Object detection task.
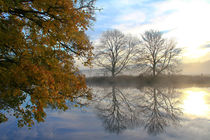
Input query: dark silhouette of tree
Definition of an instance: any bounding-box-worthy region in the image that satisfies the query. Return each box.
[94,85,139,134]
[92,85,182,135]
[136,30,182,77]
[95,29,138,79]
[139,87,182,135]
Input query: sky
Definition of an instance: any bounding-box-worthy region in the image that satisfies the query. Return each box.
[87,0,210,63]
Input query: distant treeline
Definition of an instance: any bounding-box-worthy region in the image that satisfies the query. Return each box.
[86,75,210,88]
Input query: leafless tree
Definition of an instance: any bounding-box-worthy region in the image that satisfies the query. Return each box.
[94,85,139,134]
[139,87,182,135]
[92,85,182,135]
[95,29,138,79]
[136,30,182,77]
[119,86,182,135]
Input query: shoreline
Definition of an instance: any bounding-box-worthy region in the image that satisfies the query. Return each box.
[86,75,210,88]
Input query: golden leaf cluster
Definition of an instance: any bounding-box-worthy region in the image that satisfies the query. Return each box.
[0,0,95,127]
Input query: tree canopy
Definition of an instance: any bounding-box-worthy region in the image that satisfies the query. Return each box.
[0,0,96,127]
[95,29,138,78]
[136,30,182,77]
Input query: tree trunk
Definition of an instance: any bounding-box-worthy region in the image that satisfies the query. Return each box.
[153,64,156,78]
[111,69,115,82]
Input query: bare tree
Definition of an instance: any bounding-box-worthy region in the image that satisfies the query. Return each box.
[95,29,138,79]
[94,85,139,134]
[140,87,182,135]
[136,30,182,77]
[92,85,182,135]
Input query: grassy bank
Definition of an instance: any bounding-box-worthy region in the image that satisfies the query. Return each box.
[86,75,210,88]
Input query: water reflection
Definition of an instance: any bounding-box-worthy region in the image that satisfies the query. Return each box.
[92,85,182,135]
[1,85,210,140]
[140,87,182,135]
[181,88,210,118]
[0,89,91,127]
[94,85,138,134]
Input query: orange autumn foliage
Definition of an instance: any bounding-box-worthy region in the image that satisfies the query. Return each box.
[0,0,96,127]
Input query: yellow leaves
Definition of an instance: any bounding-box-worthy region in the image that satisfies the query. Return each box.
[32,106,36,113]
[0,0,95,127]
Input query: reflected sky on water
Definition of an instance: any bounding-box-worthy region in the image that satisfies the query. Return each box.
[0,86,210,140]
[180,87,210,119]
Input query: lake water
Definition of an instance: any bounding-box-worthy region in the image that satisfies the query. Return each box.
[0,85,210,140]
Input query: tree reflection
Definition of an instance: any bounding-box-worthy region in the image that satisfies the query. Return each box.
[94,85,139,134]
[139,87,182,135]
[0,89,91,127]
[93,86,182,135]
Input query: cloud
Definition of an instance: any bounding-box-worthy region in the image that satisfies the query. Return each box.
[116,11,146,24]
[89,0,159,38]
[87,0,210,64]
[200,43,210,49]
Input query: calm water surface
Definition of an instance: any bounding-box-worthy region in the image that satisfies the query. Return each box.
[0,86,210,140]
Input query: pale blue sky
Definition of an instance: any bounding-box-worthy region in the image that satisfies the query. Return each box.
[87,0,210,63]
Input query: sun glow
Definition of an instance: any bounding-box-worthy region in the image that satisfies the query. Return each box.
[182,88,209,118]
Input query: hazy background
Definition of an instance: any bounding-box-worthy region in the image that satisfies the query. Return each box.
[79,0,210,76]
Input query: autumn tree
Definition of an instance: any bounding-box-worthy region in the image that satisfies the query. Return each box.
[136,30,182,77]
[0,0,96,126]
[95,29,138,79]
